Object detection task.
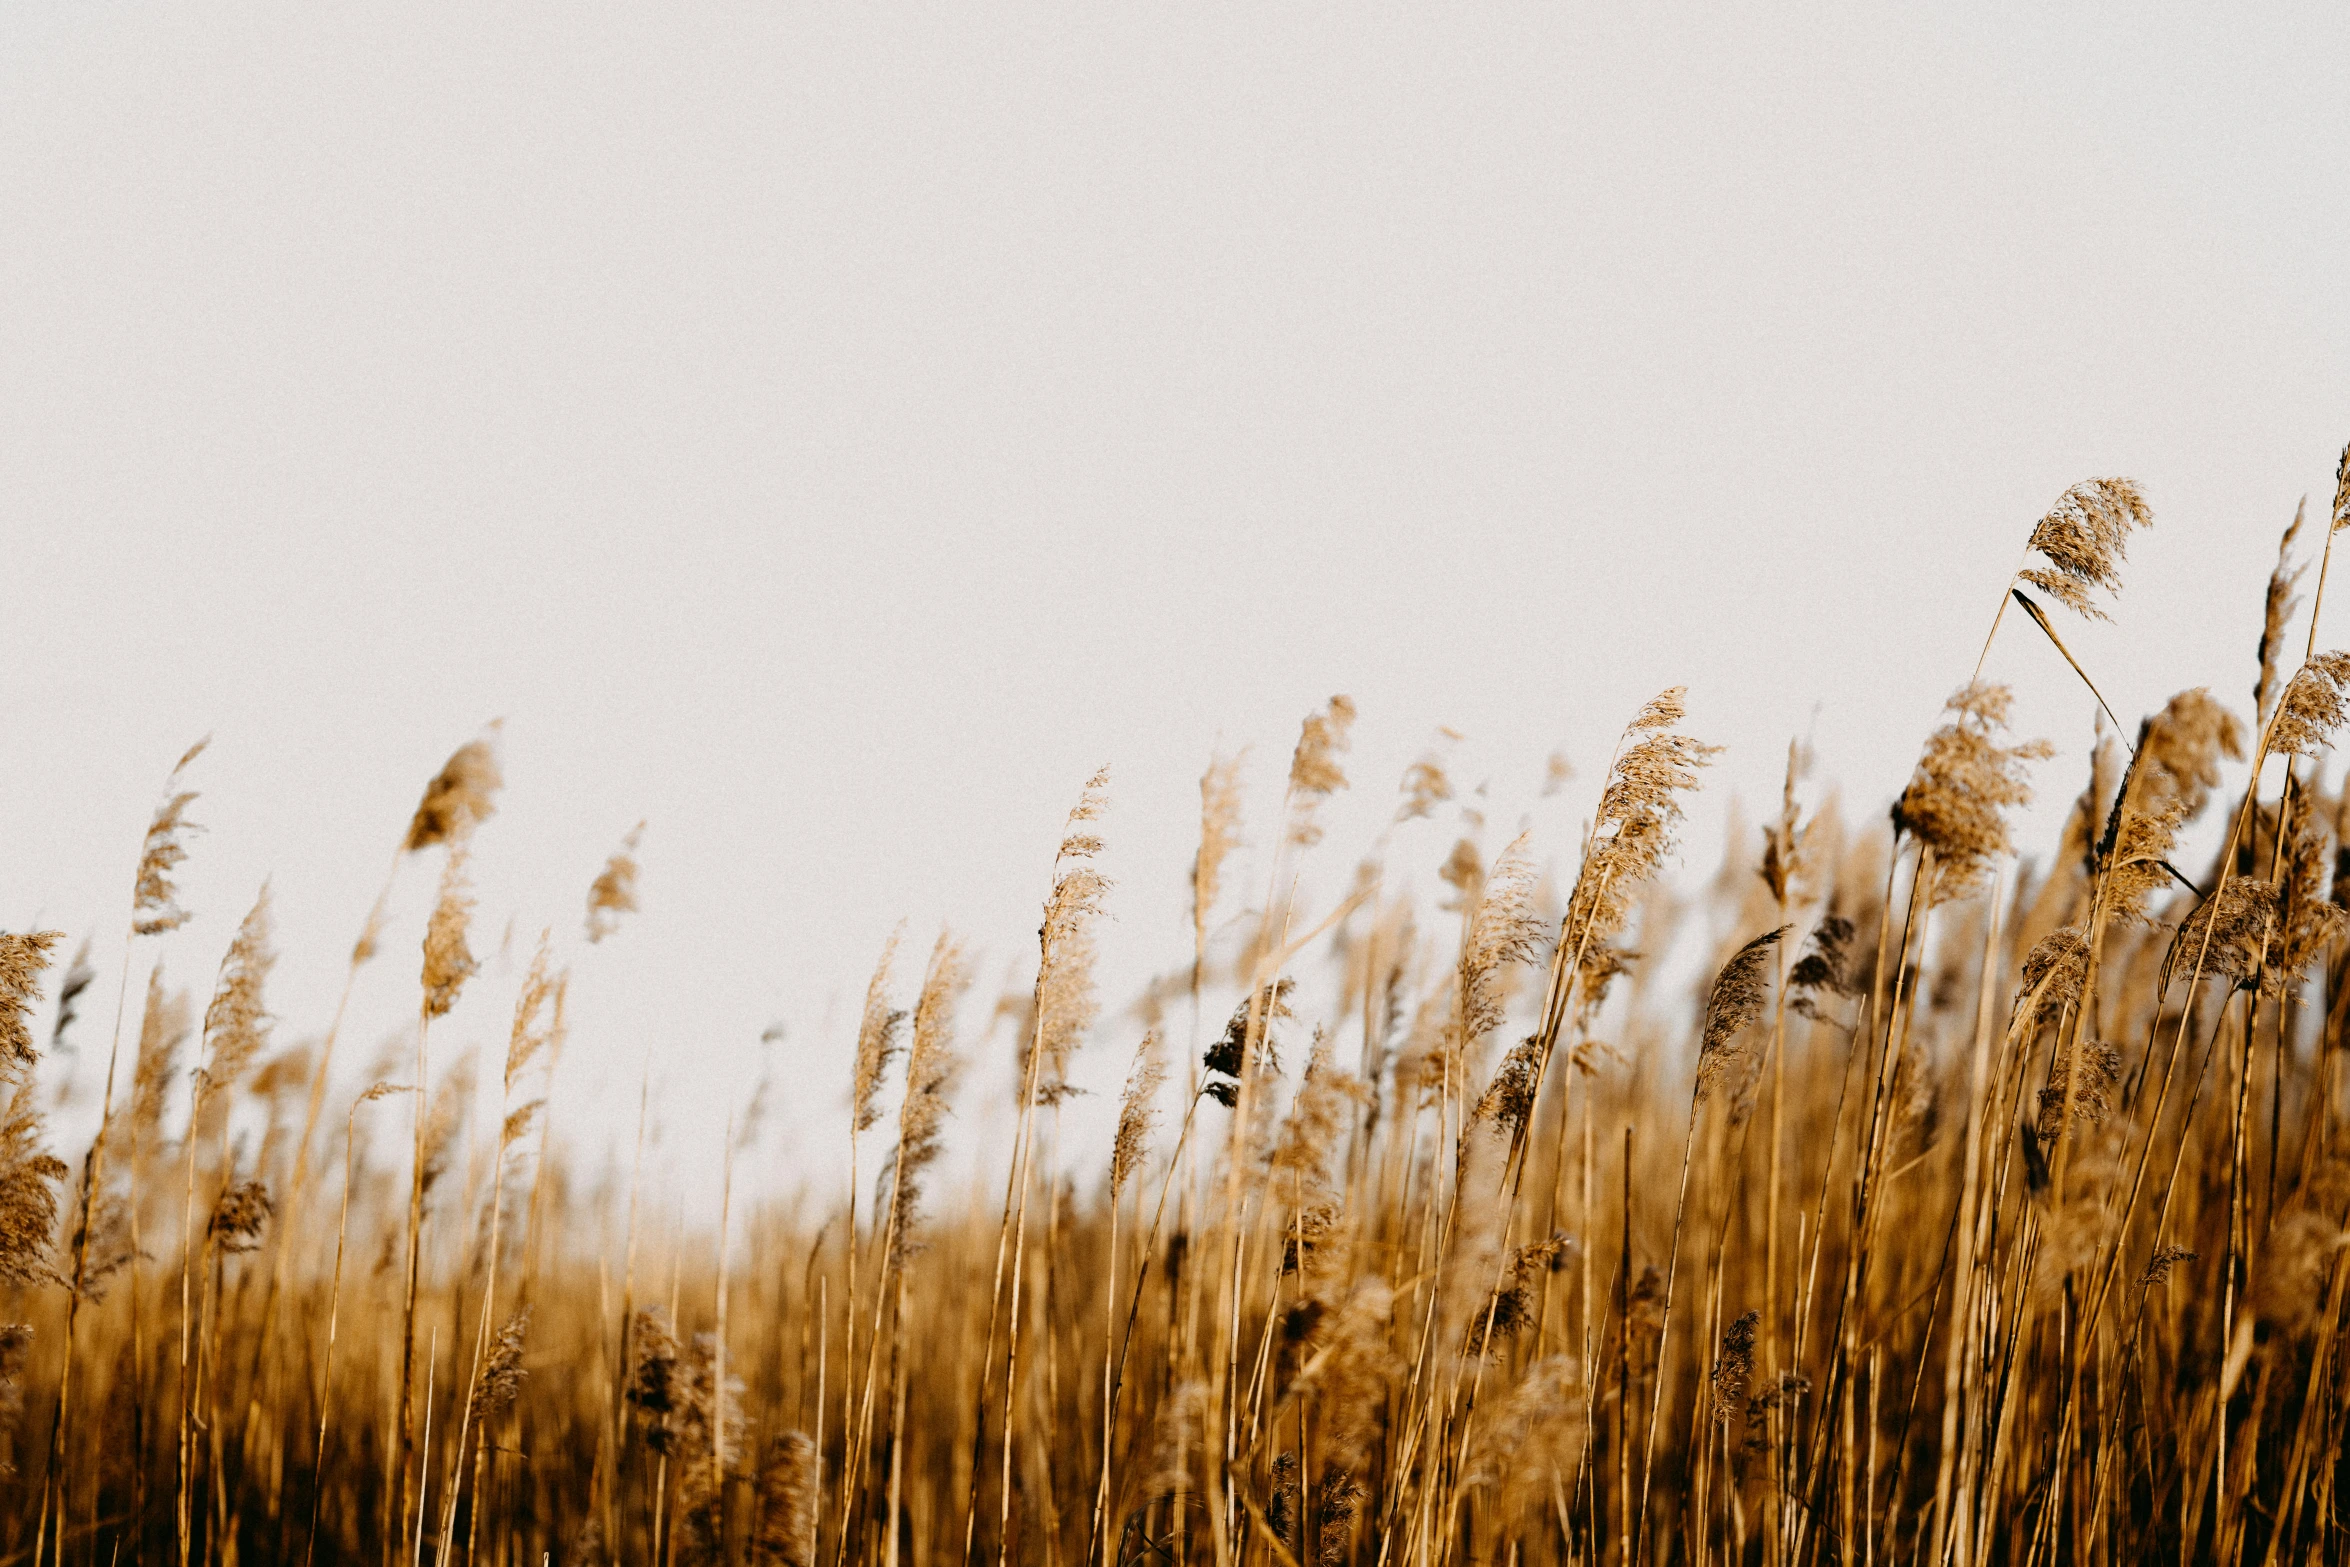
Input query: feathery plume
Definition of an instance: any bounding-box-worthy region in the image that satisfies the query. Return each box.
[206,1179,272,1254]
[1561,688,1718,1008]
[1270,1028,1368,1192]
[128,968,191,1146]
[1787,915,1860,1019]
[2016,476,2153,622]
[1759,739,1811,905]
[585,822,643,943]
[1471,1036,1543,1139]
[0,1323,30,1474]
[1316,1473,1365,1567]
[505,942,563,1098]
[1288,696,1357,846]
[851,929,907,1135]
[2257,500,2310,727]
[1463,1235,1572,1357]
[404,728,503,852]
[0,933,65,1081]
[2265,652,2350,758]
[1892,682,2053,901]
[625,1305,684,1451]
[1144,1380,1209,1501]
[1266,1453,1301,1555]
[1203,980,1292,1107]
[2163,879,2277,993]
[197,889,275,1098]
[891,933,966,1259]
[418,1050,477,1202]
[1710,1310,1760,1424]
[1031,768,1111,1104]
[1110,1031,1166,1194]
[1193,749,1246,939]
[1466,1357,1587,1536]
[131,738,208,936]
[1542,749,1574,797]
[2137,1244,2197,1289]
[1695,926,1789,1101]
[2255,1207,2350,1337]
[1457,832,1546,1047]
[751,1430,819,1567]
[1290,1282,1394,1474]
[0,1080,67,1287]
[2275,796,2345,983]
[467,1306,531,1420]
[2100,689,2245,923]
[2138,689,2245,818]
[420,839,478,1019]
[2036,1041,2123,1140]
[1395,749,1454,823]
[2018,926,2092,1026]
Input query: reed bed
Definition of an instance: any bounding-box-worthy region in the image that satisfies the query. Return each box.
[6,457,2350,1565]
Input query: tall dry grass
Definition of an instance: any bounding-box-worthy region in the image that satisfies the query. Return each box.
[5,456,2350,1565]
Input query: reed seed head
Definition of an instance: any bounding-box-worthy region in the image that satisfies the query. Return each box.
[405,729,503,852]
[1288,696,1357,845]
[2266,651,2350,759]
[1695,925,1788,1101]
[1111,1030,1166,1193]
[1892,682,2052,901]
[420,839,478,1019]
[0,1080,66,1288]
[132,738,208,936]
[851,928,907,1135]
[197,888,275,1101]
[751,1430,819,1567]
[0,933,64,1082]
[585,821,644,943]
[1193,750,1247,936]
[2018,476,2152,622]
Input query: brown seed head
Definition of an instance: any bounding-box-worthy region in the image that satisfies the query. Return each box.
[1711,1309,1760,1424]
[1892,682,2053,902]
[132,738,208,936]
[751,1430,819,1567]
[1192,750,1246,938]
[0,934,64,1082]
[2256,500,2310,728]
[1111,1030,1166,1193]
[405,729,503,853]
[420,841,478,1019]
[2266,652,2350,759]
[1696,926,1789,1101]
[585,822,644,944]
[206,1178,272,1253]
[196,889,275,1101]
[1288,696,1357,844]
[468,1306,532,1420]
[0,1080,68,1287]
[851,929,907,1135]
[2017,476,2153,622]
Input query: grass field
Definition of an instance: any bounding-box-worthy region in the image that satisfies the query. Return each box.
[5,460,2350,1565]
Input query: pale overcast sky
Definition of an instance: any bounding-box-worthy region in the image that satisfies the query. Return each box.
[4,5,2347,1200]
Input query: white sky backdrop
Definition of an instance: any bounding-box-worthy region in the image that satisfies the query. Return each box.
[4,4,2349,1211]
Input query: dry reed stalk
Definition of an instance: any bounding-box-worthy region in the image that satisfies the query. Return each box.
[399,832,479,1564]
[39,739,203,1567]
[962,767,1109,1567]
[307,1081,412,1567]
[436,941,556,1563]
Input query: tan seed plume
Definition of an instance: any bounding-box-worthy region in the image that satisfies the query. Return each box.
[404,728,504,853]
